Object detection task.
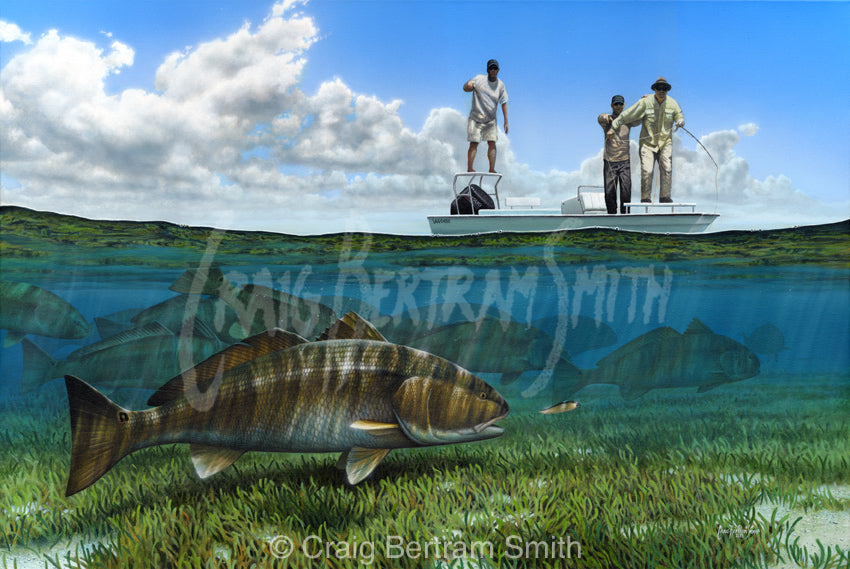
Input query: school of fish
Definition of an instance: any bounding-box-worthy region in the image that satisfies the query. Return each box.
[1,269,773,495]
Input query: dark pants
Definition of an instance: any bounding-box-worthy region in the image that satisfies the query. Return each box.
[603,159,632,214]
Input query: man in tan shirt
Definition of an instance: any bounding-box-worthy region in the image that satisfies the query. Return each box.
[598,95,639,214]
[608,77,685,203]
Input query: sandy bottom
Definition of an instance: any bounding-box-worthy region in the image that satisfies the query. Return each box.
[760,484,850,569]
[4,487,848,568]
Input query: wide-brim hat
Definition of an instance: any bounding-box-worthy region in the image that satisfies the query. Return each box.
[651,77,671,90]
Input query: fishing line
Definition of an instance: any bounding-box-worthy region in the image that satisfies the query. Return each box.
[679,126,720,214]
[635,127,721,214]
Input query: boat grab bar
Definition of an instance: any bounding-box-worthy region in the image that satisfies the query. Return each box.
[453,172,502,210]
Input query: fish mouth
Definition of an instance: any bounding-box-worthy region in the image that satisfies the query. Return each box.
[477,425,504,437]
[473,412,509,435]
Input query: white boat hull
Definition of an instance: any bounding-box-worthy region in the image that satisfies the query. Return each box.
[428,210,719,235]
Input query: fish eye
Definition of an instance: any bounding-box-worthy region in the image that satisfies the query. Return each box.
[479,392,487,399]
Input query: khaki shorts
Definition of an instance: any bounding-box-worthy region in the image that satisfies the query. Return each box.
[467,118,498,143]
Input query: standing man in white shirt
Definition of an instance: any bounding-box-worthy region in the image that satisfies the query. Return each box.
[464,59,509,173]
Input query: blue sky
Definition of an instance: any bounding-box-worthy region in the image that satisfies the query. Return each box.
[1,0,848,233]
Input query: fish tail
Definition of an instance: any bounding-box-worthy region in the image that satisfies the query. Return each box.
[20,339,58,392]
[64,375,134,496]
[550,359,587,399]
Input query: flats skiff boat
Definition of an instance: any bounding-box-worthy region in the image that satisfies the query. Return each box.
[427,173,719,235]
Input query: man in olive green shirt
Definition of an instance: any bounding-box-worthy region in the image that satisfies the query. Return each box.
[608,77,684,203]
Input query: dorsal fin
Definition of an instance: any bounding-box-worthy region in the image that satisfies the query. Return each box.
[318,312,387,342]
[146,328,308,406]
[190,319,218,341]
[67,321,173,360]
[685,318,713,336]
[169,266,228,296]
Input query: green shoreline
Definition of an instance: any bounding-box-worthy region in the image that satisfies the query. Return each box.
[1,206,848,270]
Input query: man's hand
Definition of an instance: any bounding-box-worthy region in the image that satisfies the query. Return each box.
[675,119,685,131]
[504,122,509,135]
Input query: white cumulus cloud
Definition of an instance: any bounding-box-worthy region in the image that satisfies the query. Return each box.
[0,21,31,44]
[0,3,846,234]
[738,123,759,136]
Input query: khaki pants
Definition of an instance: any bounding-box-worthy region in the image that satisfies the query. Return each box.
[639,144,673,201]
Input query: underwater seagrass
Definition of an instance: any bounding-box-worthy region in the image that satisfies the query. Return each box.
[63,312,509,496]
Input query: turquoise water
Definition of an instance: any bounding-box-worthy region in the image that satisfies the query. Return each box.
[1,216,847,401]
[1,211,849,567]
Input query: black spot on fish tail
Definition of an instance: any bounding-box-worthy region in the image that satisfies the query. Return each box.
[64,376,134,496]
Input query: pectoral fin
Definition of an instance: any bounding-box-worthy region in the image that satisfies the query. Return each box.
[189,444,245,478]
[350,420,403,437]
[345,447,391,485]
[336,450,349,470]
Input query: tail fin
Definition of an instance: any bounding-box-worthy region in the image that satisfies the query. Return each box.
[65,376,133,496]
[550,359,587,400]
[20,339,58,392]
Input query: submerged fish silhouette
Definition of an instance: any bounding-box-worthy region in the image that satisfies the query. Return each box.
[531,315,618,356]
[170,268,336,340]
[129,294,245,344]
[398,317,561,385]
[0,281,90,347]
[64,313,509,495]
[22,321,221,392]
[743,324,788,361]
[381,304,515,347]
[552,319,760,400]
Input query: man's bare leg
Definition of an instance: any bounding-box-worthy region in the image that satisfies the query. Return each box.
[487,141,497,173]
[467,142,479,172]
